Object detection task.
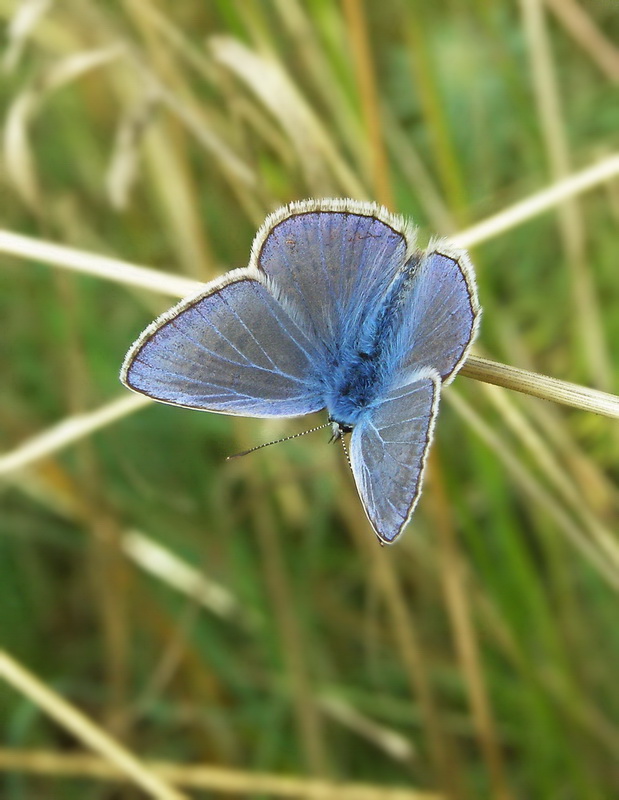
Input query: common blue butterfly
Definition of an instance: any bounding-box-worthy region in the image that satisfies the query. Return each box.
[121,199,480,543]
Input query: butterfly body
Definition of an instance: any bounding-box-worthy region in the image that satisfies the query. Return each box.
[324,264,413,430]
[121,199,480,543]
[323,342,388,428]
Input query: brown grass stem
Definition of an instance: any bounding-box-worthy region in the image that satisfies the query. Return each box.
[0,653,190,800]
[0,747,440,799]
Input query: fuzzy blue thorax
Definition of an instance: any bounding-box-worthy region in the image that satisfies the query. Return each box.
[323,256,419,428]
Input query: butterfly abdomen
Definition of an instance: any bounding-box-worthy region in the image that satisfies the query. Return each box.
[323,313,401,427]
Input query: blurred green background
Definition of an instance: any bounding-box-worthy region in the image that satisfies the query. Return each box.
[1,0,619,798]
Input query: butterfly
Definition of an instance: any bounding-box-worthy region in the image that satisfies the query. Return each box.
[121,199,480,543]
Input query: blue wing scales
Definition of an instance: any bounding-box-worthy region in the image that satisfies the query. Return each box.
[399,244,480,383]
[349,371,441,543]
[121,276,325,417]
[255,201,416,352]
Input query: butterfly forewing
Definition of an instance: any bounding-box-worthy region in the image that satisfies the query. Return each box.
[122,276,325,418]
[255,202,415,350]
[399,246,480,383]
[349,371,441,543]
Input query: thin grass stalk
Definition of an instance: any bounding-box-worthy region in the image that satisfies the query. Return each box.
[122,530,255,626]
[452,153,619,248]
[209,36,364,197]
[491,324,619,510]
[249,461,330,776]
[400,1,467,216]
[342,0,393,207]
[271,0,367,169]
[0,230,203,295]
[0,748,441,799]
[459,356,619,419]
[0,653,190,800]
[0,394,150,476]
[479,382,619,571]
[426,452,514,800]
[343,502,462,796]
[519,0,612,388]
[447,391,619,593]
[543,0,619,82]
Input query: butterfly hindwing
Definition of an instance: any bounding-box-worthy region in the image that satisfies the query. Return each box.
[121,274,325,418]
[349,370,441,543]
[400,244,480,383]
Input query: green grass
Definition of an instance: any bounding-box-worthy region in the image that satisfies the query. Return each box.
[1,1,619,798]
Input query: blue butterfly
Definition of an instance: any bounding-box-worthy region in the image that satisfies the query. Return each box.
[121,199,480,543]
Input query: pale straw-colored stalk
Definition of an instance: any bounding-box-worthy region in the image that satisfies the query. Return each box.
[543,0,619,83]
[0,231,202,297]
[0,747,439,799]
[519,0,611,388]
[0,394,150,476]
[451,152,619,249]
[459,356,619,419]
[0,653,190,800]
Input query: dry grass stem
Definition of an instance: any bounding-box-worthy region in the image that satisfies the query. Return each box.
[122,530,255,627]
[0,653,190,800]
[544,0,619,81]
[447,392,619,592]
[452,152,619,249]
[460,356,619,419]
[342,0,393,207]
[2,0,54,72]
[0,394,150,476]
[0,748,440,800]
[428,455,513,800]
[0,231,203,297]
[209,36,364,196]
[317,695,415,762]
[519,0,611,388]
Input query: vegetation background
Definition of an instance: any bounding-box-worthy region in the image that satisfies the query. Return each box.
[1,0,618,798]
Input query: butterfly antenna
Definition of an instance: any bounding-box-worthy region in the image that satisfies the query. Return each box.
[226,422,331,460]
[338,428,353,472]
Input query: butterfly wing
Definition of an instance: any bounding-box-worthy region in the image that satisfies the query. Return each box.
[253,199,416,351]
[349,370,441,543]
[121,273,325,418]
[400,242,480,383]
